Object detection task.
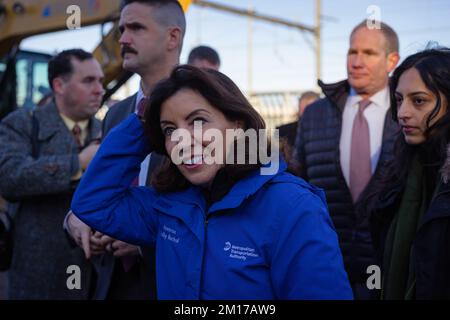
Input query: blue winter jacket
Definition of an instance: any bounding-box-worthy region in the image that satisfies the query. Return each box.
[71,114,353,300]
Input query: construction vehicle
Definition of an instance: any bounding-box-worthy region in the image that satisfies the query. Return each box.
[0,0,123,119]
[0,0,193,119]
[92,20,132,104]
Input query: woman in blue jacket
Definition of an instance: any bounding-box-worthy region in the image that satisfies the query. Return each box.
[71,65,352,300]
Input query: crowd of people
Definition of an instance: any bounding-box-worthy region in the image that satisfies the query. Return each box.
[0,0,449,300]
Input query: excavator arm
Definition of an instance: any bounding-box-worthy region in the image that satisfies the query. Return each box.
[92,21,132,103]
[0,0,122,118]
[0,0,121,57]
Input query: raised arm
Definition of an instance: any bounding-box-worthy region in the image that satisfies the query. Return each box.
[71,114,158,246]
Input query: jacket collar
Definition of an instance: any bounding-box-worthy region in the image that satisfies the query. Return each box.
[318,79,350,112]
[129,93,139,114]
[208,159,288,213]
[119,93,138,116]
[318,79,394,113]
[152,159,288,241]
[34,100,101,143]
[34,101,68,141]
[153,159,288,218]
[441,143,450,184]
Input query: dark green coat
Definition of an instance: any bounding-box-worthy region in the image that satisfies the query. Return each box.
[371,145,450,299]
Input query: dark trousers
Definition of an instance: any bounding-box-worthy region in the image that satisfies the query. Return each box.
[106,247,156,300]
[352,282,380,300]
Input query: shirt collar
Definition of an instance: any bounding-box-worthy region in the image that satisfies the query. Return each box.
[59,113,89,132]
[348,86,390,109]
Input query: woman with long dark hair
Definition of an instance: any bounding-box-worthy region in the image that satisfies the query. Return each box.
[369,47,450,299]
[70,65,352,299]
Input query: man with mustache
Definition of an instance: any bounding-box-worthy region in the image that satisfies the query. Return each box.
[293,20,400,299]
[0,49,104,299]
[65,0,186,299]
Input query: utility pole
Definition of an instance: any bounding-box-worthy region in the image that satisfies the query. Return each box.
[247,0,253,95]
[315,0,321,81]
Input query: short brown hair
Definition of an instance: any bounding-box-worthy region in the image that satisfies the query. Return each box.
[48,49,93,90]
[350,20,399,54]
[299,91,320,104]
[121,0,186,50]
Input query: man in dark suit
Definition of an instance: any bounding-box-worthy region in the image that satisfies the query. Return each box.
[0,49,104,299]
[293,20,400,299]
[66,0,186,299]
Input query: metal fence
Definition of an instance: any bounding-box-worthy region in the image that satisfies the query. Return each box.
[248,91,302,129]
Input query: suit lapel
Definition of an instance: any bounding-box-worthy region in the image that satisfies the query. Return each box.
[103,94,137,137]
[35,102,68,141]
[34,102,76,153]
[86,118,102,145]
[127,94,137,115]
[36,101,102,152]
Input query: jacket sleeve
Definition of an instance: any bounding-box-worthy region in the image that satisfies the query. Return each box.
[71,114,157,246]
[270,192,353,299]
[0,110,79,200]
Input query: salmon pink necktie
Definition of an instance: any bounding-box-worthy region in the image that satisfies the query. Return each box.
[349,99,372,202]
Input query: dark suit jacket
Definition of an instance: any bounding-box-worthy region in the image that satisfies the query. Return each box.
[101,95,136,138]
[294,80,399,293]
[92,94,158,300]
[277,121,298,148]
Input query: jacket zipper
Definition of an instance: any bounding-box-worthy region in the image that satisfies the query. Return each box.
[197,213,210,299]
[198,209,229,298]
[352,228,357,241]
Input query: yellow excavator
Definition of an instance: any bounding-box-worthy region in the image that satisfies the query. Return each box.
[0,0,193,119]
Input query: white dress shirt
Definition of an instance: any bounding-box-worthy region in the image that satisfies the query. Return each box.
[339,86,390,187]
[135,84,152,186]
